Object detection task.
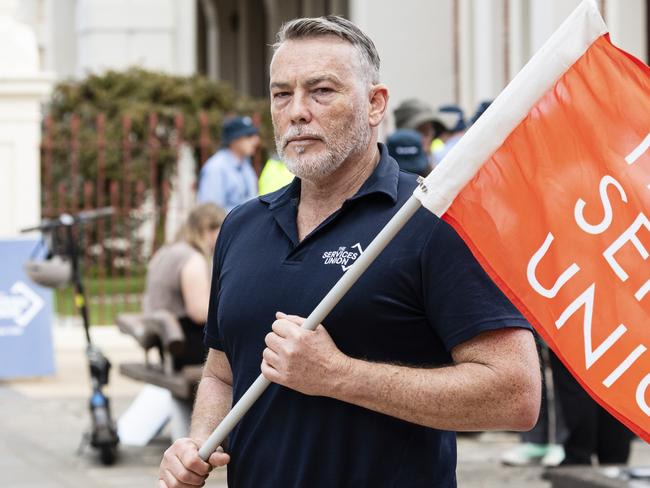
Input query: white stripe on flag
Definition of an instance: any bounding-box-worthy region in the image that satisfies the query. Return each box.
[625,133,650,165]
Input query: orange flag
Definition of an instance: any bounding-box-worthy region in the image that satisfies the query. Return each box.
[415,0,650,440]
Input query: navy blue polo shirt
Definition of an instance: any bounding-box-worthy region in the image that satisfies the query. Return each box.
[205,143,530,488]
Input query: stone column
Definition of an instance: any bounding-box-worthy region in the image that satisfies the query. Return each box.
[471,0,505,110]
[0,0,52,237]
[605,0,648,62]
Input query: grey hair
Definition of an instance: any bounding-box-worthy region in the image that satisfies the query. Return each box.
[273,15,380,84]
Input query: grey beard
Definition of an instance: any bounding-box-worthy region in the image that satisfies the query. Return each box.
[275,116,371,182]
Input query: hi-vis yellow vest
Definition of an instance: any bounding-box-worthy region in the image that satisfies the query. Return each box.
[258,159,294,195]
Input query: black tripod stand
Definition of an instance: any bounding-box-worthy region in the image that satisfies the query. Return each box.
[22,207,120,465]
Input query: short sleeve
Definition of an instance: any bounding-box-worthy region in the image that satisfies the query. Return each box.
[420,218,531,351]
[203,213,232,351]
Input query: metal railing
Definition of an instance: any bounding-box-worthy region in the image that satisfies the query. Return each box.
[41,111,262,324]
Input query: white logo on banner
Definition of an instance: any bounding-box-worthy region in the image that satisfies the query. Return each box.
[0,281,44,335]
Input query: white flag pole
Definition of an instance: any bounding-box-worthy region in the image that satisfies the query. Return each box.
[199,195,422,460]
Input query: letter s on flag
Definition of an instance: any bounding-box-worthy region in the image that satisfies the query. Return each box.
[414,0,650,441]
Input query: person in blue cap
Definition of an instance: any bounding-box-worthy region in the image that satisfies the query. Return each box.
[386,128,430,177]
[431,104,467,167]
[197,116,260,212]
[432,101,493,168]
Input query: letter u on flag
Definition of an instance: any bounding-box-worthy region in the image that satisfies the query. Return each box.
[415,0,650,441]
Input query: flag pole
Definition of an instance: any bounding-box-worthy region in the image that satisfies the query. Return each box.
[199,193,423,461]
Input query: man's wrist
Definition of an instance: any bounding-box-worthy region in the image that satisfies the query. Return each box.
[189,430,210,446]
[328,353,358,399]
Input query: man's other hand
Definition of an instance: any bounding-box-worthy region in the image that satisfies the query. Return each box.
[261,311,351,396]
[158,437,229,487]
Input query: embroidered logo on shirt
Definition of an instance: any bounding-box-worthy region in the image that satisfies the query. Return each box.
[321,243,364,272]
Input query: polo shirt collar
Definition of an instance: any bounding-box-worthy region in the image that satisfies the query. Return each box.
[348,143,399,204]
[259,143,399,210]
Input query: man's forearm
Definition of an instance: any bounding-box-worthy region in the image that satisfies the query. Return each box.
[263,319,540,432]
[190,375,233,444]
[331,359,535,431]
[329,330,540,432]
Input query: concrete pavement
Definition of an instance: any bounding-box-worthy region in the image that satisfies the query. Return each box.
[1,323,227,488]
[1,323,648,487]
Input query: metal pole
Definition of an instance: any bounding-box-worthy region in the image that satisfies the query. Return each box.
[199,195,423,461]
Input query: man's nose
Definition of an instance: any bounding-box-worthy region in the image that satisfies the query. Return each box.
[288,93,312,125]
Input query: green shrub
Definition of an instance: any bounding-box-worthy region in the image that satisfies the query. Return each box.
[44,67,272,205]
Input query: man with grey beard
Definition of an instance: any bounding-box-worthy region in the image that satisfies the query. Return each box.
[159,16,540,488]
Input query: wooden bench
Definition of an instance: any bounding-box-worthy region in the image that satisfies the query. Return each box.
[116,311,203,400]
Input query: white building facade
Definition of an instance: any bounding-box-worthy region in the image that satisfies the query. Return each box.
[0,0,52,237]
[2,0,645,237]
[15,0,649,125]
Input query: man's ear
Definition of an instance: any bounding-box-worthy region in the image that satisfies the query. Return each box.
[368,84,389,128]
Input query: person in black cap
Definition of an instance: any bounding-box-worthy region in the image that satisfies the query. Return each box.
[197,116,260,212]
[387,128,430,177]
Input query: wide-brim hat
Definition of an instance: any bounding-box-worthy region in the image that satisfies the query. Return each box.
[394,99,459,135]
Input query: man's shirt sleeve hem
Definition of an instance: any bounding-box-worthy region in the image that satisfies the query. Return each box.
[444,317,532,352]
[204,331,224,351]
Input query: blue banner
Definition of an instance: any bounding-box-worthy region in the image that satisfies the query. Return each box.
[0,238,55,379]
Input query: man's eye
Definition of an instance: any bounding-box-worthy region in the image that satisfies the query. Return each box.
[273,92,290,99]
[314,87,333,95]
